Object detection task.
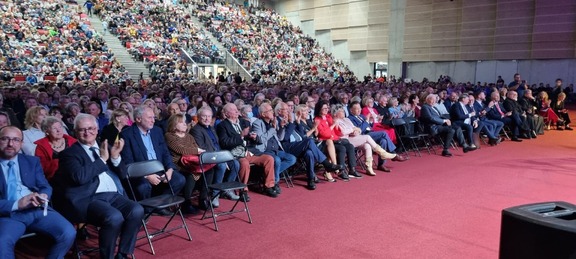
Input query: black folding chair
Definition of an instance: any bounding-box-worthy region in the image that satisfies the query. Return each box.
[199,150,253,231]
[126,160,192,255]
[392,118,424,157]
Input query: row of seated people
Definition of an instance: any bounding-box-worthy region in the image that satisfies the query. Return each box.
[0,0,129,86]
[1,97,411,258]
[190,0,356,83]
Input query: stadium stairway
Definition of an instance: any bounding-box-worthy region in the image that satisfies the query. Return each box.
[79,0,150,80]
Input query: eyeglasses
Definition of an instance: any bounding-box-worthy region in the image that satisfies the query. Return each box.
[0,137,23,144]
[76,127,98,133]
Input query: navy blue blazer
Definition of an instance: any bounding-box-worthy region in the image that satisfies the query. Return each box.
[487,102,508,120]
[450,102,472,126]
[0,155,52,216]
[348,114,371,134]
[52,142,125,222]
[120,124,176,171]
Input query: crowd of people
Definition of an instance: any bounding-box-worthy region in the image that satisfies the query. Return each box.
[95,0,223,80]
[1,68,574,257]
[190,0,356,83]
[0,0,130,86]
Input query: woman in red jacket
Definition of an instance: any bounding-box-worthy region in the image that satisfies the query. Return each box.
[314,100,356,181]
[34,116,77,181]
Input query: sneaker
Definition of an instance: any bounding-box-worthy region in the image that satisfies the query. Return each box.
[221,190,240,200]
[211,197,220,208]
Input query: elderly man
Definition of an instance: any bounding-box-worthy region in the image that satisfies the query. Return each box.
[487,92,524,142]
[519,89,545,136]
[348,101,403,172]
[120,106,186,214]
[216,103,276,199]
[0,126,76,259]
[54,114,144,259]
[473,91,505,145]
[503,91,531,139]
[251,102,296,194]
[190,107,240,207]
[420,94,476,157]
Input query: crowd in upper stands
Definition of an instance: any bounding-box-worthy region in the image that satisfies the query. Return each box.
[0,0,130,86]
[191,0,356,83]
[96,0,223,80]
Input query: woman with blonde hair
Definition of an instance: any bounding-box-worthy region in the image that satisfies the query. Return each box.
[118,102,134,125]
[34,116,77,180]
[100,109,131,147]
[537,91,563,130]
[22,106,48,155]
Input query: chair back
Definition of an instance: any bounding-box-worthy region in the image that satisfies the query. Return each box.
[391,118,406,127]
[126,160,165,179]
[199,150,235,166]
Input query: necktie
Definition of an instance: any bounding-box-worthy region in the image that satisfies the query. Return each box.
[356,115,364,123]
[90,147,100,161]
[6,161,17,201]
[495,103,504,116]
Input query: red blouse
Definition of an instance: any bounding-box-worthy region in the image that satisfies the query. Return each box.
[34,134,77,180]
[314,114,339,141]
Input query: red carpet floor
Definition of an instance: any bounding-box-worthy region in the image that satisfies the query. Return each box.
[17,127,576,258]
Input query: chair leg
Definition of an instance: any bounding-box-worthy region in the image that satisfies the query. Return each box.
[141,219,155,255]
[202,191,221,232]
[176,208,192,241]
[241,190,253,224]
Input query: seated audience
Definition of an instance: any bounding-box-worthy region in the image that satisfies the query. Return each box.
[34,116,77,181]
[22,106,48,155]
[0,126,76,259]
[120,106,186,214]
[53,114,144,259]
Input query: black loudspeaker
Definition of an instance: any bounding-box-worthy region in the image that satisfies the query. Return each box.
[499,201,576,259]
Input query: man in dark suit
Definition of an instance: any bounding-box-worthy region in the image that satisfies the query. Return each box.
[54,114,144,259]
[190,107,240,206]
[0,126,76,259]
[420,94,475,157]
[348,101,398,172]
[450,94,476,148]
[216,103,276,199]
[120,106,185,212]
[473,91,505,145]
[487,92,524,142]
[280,104,342,190]
[503,91,530,139]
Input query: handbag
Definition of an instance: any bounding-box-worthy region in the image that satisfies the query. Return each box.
[180,154,216,174]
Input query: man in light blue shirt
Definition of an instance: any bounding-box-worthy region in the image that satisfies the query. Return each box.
[0,126,75,259]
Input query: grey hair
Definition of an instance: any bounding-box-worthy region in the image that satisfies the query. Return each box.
[197,106,213,117]
[73,113,98,129]
[274,102,286,114]
[258,102,271,115]
[40,116,64,133]
[133,105,149,120]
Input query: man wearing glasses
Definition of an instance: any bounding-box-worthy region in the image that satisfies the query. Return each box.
[0,126,76,259]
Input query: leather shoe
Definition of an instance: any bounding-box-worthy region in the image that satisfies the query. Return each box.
[239,192,250,202]
[442,150,453,157]
[324,162,344,172]
[377,165,391,173]
[263,187,278,198]
[511,138,523,142]
[306,181,316,190]
[348,169,363,179]
[391,154,408,162]
[274,184,282,194]
[463,146,476,153]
